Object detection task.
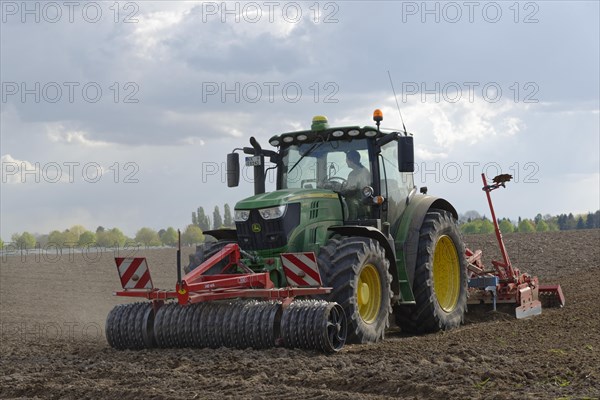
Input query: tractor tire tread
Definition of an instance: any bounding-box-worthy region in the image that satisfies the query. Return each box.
[319,237,392,344]
[394,209,468,334]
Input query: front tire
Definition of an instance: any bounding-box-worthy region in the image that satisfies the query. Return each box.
[318,237,392,343]
[395,209,468,333]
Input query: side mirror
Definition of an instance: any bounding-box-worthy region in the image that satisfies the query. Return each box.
[398,136,414,173]
[226,153,240,187]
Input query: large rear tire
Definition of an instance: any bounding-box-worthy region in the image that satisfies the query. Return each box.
[394,209,468,333]
[318,237,392,343]
[185,240,235,274]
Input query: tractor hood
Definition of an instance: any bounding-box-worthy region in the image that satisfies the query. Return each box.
[235,188,339,210]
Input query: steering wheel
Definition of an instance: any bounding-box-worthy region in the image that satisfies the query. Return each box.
[322,176,347,191]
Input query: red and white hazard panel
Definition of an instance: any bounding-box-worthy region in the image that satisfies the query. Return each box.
[280,252,322,287]
[114,257,154,289]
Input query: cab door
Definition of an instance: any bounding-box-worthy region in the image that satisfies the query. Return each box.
[378,140,413,227]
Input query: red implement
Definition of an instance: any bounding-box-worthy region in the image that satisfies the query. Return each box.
[114,243,331,305]
[466,173,565,318]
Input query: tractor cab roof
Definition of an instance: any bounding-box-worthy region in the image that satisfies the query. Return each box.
[268,125,404,148]
[268,125,377,147]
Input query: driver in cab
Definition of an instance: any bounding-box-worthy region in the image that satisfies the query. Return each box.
[346,150,370,190]
[344,150,371,220]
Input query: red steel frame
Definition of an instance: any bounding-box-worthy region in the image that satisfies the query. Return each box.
[115,243,331,305]
[467,173,564,309]
[466,174,536,304]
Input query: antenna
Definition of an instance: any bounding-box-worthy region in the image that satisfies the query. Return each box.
[387,70,408,135]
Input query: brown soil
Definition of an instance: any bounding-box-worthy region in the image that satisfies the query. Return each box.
[1,230,599,399]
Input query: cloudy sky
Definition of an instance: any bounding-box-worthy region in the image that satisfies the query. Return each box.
[1,1,599,238]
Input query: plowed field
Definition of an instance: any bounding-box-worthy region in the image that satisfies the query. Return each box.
[1,230,599,399]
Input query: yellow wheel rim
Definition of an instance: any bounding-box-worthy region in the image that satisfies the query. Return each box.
[433,235,460,312]
[357,264,381,324]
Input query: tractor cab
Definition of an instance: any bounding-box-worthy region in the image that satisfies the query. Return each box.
[227,112,416,230]
[278,134,375,220]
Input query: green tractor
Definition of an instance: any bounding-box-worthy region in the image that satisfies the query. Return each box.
[189,110,468,343]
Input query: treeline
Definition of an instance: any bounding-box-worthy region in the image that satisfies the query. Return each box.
[459,210,600,235]
[2,203,236,251]
[4,206,598,249]
[192,204,234,231]
[4,224,206,250]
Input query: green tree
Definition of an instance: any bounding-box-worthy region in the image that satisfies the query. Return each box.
[48,230,66,247]
[576,216,585,229]
[161,227,178,246]
[111,228,128,247]
[518,219,535,233]
[95,231,109,247]
[546,219,560,231]
[36,234,49,247]
[61,229,78,246]
[586,212,595,229]
[461,220,482,234]
[566,213,576,230]
[499,219,514,233]
[182,224,204,245]
[479,219,495,234]
[0,238,3,249]
[69,225,86,240]
[557,214,567,230]
[135,227,161,246]
[213,206,223,229]
[96,226,105,233]
[196,207,211,231]
[78,231,96,246]
[97,228,127,248]
[535,220,549,232]
[11,232,36,249]
[223,203,233,227]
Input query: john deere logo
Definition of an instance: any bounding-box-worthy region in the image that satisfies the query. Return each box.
[251,223,261,233]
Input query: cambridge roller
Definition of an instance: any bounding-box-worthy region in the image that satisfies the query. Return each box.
[106,300,346,353]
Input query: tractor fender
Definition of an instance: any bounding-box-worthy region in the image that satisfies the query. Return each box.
[204,228,238,241]
[327,225,399,295]
[396,195,458,292]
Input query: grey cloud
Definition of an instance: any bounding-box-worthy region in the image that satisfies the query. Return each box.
[1,1,598,238]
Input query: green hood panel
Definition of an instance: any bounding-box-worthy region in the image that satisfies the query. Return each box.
[235,188,339,209]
